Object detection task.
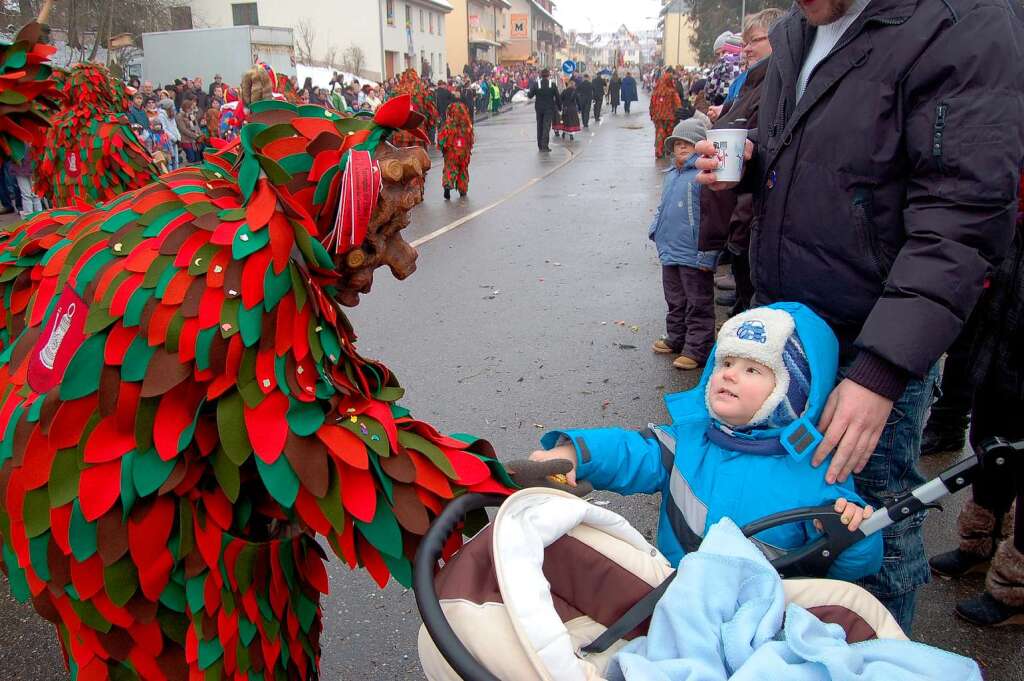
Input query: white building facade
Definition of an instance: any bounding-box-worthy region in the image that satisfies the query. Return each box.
[181,0,451,81]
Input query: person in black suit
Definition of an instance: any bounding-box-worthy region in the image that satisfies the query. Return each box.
[528,69,560,152]
[591,73,606,122]
[576,74,594,128]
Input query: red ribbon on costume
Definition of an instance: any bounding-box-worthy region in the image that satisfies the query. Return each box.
[323,150,382,254]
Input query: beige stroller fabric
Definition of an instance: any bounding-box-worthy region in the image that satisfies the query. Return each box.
[418,488,906,681]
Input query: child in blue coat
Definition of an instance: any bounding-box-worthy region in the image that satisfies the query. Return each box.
[529,303,884,581]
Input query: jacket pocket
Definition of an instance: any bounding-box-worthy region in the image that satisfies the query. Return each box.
[851,187,890,280]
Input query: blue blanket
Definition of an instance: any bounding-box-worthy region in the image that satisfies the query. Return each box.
[607,519,982,681]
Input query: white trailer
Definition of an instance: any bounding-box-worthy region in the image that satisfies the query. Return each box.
[141,25,295,88]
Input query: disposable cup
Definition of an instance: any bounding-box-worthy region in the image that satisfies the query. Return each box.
[706,128,748,183]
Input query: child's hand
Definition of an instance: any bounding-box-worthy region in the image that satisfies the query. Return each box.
[528,445,578,485]
[815,498,873,533]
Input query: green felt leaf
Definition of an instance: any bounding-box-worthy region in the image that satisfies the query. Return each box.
[374,386,405,402]
[381,552,413,588]
[368,451,393,504]
[142,255,174,288]
[220,297,241,340]
[99,208,138,234]
[22,488,51,538]
[49,448,81,507]
[159,579,187,613]
[255,456,300,508]
[312,165,339,206]
[132,447,176,497]
[238,157,260,199]
[316,466,345,534]
[235,545,257,594]
[340,417,390,460]
[104,558,138,607]
[83,304,118,335]
[195,327,216,372]
[319,327,341,364]
[231,224,270,260]
[70,598,112,633]
[69,500,98,561]
[354,494,403,558]
[308,236,335,270]
[278,153,313,176]
[59,333,107,400]
[120,450,137,515]
[211,448,240,503]
[295,592,317,633]
[217,392,252,465]
[198,638,224,670]
[286,400,324,437]
[188,244,220,277]
[134,398,158,454]
[123,288,154,328]
[255,153,292,186]
[121,337,156,385]
[28,533,51,582]
[397,431,457,479]
[390,404,411,420]
[263,266,290,311]
[186,575,206,614]
[238,303,263,347]
[1,544,29,602]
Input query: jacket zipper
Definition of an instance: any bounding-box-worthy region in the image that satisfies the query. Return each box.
[933,103,949,172]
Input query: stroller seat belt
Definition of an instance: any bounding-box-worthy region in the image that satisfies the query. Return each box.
[579,571,677,656]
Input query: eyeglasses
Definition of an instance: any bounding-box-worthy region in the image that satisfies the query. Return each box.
[742,35,769,48]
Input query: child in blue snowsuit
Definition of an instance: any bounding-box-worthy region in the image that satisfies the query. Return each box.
[530,303,883,581]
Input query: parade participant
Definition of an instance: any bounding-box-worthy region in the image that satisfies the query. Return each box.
[0,92,515,680]
[650,116,717,369]
[650,73,682,159]
[620,70,638,115]
[577,74,594,128]
[558,78,582,142]
[608,70,622,114]
[390,68,438,149]
[527,68,560,152]
[35,63,159,206]
[438,100,474,200]
[526,303,883,580]
[695,0,1024,634]
[591,72,606,122]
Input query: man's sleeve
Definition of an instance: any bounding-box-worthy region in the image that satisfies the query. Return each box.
[850,4,1024,398]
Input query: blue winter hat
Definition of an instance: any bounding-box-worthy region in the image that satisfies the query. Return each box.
[707,307,813,429]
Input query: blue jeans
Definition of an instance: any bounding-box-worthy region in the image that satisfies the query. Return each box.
[844,361,940,635]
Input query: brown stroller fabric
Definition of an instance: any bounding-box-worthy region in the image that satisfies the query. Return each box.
[417,489,905,681]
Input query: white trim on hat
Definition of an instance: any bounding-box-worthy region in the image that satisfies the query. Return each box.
[706,307,795,427]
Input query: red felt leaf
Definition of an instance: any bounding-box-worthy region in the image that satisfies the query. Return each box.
[317,425,369,469]
[294,487,332,536]
[291,117,339,140]
[129,618,165,658]
[444,448,492,486]
[116,381,141,433]
[103,323,137,365]
[193,510,223,575]
[49,395,99,449]
[70,554,105,600]
[405,448,453,499]
[243,391,289,463]
[373,94,413,129]
[78,460,121,521]
[357,537,390,588]
[245,179,277,230]
[339,462,376,523]
[153,382,204,461]
[241,248,271,309]
[363,400,398,451]
[50,503,73,555]
[128,496,175,568]
[304,547,330,594]
[268,213,294,275]
[21,426,57,490]
[83,415,135,464]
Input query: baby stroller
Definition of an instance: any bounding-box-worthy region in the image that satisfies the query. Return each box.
[414,438,1022,680]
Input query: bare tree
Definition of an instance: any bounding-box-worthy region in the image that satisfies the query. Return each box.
[342,44,366,76]
[295,18,316,64]
[323,46,339,70]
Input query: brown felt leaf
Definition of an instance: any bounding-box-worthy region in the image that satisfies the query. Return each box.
[140,348,192,397]
[283,431,329,498]
[391,483,430,535]
[97,511,130,567]
[380,448,417,484]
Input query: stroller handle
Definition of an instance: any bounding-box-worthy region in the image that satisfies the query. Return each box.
[414,493,506,681]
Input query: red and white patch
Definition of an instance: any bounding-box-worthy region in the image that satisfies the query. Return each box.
[27,285,89,394]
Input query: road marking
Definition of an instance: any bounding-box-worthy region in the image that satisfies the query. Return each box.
[410,145,580,248]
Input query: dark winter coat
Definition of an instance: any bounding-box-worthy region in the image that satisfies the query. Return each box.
[746,0,1024,398]
[558,86,581,131]
[620,76,638,103]
[608,77,621,106]
[576,79,594,104]
[591,76,606,101]
[435,87,452,118]
[528,77,561,114]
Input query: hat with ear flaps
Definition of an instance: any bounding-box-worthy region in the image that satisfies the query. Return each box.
[706,306,814,430]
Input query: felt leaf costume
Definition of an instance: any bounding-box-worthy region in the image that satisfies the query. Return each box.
[34,63,159,207]
[0,97,514,680]
[437,101,473,195]
[0,21,60,163]
[388,69,437,149]
[650,74,682,160]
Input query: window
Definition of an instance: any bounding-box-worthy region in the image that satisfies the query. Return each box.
[170,6,193,30]
[231,2,259,26]
[405,4,412,28]
[429,12,434,34]
[438,15,443,35]
[420,9,425,32]
[386,0,395,26]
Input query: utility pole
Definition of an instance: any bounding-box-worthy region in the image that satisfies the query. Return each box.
[741,0,747,27]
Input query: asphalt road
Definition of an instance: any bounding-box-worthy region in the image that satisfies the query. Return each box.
[1,96,1021,680]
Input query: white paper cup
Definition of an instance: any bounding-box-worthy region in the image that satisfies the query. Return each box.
[706,128,748,183]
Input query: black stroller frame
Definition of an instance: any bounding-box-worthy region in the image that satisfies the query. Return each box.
[414,437,1022,681]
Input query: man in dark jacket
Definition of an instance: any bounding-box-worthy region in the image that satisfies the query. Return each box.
[435,81,452,128]
[576,75,594,128]
[697,0,1024,633]
[591,73,606,122]
[620,72,638,114]
[527,69,560,152]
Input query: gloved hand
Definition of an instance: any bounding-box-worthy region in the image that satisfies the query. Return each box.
[505,458,594,497]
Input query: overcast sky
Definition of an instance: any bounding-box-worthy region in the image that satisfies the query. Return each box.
[552,0,664,33]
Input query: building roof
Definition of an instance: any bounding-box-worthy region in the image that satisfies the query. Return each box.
[415,0,455,12]
[530,0,561,27]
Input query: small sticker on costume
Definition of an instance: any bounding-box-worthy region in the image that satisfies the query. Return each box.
[27,285,89,393]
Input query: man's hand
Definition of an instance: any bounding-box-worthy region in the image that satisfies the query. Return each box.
[813,379,894,484]
[694,139,754,191]
[708,105,723,123]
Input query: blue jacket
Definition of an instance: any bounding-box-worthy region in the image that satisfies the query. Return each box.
[542,302,883,582]
[620,77,638,103]
[649,157,719,270]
